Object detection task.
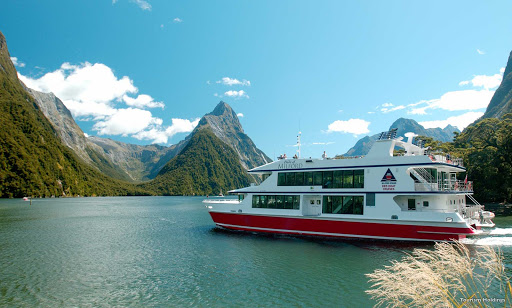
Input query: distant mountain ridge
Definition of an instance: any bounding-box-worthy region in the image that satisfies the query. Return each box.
[480,50,512,120]
[344,118,459,156]
[26,88,180,182]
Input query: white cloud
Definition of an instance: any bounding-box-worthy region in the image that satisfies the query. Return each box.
[224,90,249,98]
[380,103,406,113]
[160,24,164,29]
[409,89,495,115]
[173,17,183,23]
[19,61,200,144]
[367,111,375,114]
[471,73,502,89]
[237,113,244,117]
[133,118,200,144]
[217,77,250,86]
[477,49,485,55]
[17,62,158,118]
[419,111,484,131]
[93,108,162,136]
[312,142,335,145]
[501,68,506,74]
[132,0,151,10]
[10,57,25,68]
[123,94,164,108]
[338,109,343,113]
[408,68,503,115]
[327,119,370,135]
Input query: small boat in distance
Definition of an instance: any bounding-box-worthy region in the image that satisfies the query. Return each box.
[22,197,29,201]
[204,130,495,242]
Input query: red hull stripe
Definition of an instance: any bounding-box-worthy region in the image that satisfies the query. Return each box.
[209,212,474,241]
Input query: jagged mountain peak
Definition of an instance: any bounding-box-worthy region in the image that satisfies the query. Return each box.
[201,101,244,133]
[210,101,237,117]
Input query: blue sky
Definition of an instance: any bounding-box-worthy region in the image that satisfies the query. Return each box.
[2,0,511,159]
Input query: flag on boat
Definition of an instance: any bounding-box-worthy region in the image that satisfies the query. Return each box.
[464,174,468,184]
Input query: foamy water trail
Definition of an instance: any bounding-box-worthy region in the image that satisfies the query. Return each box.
[490,228,512,235]
[473,237,512,246]
[460,228,512,246]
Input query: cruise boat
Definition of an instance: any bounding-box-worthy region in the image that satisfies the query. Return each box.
[203,130,495,242]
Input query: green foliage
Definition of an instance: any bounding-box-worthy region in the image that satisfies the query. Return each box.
[428,116,512,203]
[142,128,253,195]
[0,40,151,197]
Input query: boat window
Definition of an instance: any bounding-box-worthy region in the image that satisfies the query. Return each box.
[334,171,343,188]
[313,172,323,186]
[322,171,333,188]
[305,172,313,186]
[285,173,295,186]
[343,170,354,188]
[276,169,363,188]
[322,195,363,215]
[408,199,416,210]
[354,170,364,188]
[354,196,364,214]
[285,196,294,209]
[278,173,286,186]
[366,193,375,206]
[423,201,429,207]
[276,196,284,208]
[252,195,259,208]
[267,195,276,208]
[293,196,300,209]
[252,195,300,210]
[295,172,305,186]
[342,196,354,214]
[260,195,268,208]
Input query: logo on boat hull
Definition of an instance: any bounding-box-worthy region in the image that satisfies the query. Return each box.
[381,168,396,190]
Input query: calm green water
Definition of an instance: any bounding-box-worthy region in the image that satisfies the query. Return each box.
[1,197,512,307]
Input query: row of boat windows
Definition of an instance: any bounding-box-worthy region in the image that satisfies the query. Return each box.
[252,195,300,210]
[277,170,364,188]
[323,196,364,215]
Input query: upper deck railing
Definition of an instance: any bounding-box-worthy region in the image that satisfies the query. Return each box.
[414,180,473,192]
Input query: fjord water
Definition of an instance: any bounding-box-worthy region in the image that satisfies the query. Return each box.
[1,197,512,307]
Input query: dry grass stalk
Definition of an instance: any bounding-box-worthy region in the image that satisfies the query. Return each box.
[365,241,512,308]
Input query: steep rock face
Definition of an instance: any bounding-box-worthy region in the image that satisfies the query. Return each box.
[26,89,92,163]
[191,101,271,169]
[481,51,512,119]
[344,118,459,156]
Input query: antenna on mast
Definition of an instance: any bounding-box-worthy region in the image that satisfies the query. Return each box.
[297,131,301,158]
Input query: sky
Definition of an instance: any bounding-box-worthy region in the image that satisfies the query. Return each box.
[1,0,511,160]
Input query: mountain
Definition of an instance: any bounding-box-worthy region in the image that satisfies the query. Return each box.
[86,136,180,181]
[481,50,512,119]
[0,30,149,197]
[26,88,181,182]
[344,118,459,156]
[142,129,253,195]
[188,102,271,170]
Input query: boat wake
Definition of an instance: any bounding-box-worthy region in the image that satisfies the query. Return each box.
[462,228,512,246]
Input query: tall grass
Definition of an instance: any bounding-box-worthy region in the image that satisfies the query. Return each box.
[366,241,512,307]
